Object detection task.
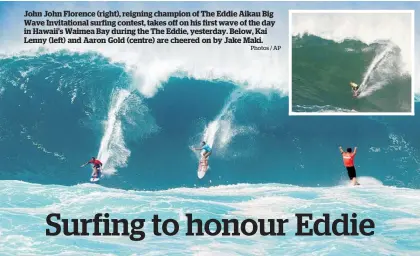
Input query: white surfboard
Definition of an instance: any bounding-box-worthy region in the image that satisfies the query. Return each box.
[90,177,100,182]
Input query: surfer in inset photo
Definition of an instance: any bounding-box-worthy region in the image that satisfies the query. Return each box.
[289,10,413,114]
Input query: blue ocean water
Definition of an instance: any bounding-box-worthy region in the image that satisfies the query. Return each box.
[0,51,419,255]
[1,52,419,189]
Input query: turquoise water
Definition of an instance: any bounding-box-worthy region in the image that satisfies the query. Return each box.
[1,52,420,190]
[0,51,419,255]
[0,179,419,255]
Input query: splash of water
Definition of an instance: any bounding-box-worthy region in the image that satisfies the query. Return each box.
[291,12,412,75]
[357,44,394,98]
[97,89,131,175]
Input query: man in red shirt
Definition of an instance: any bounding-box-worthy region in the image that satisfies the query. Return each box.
[81,157,103,178]
[339,146,360,186]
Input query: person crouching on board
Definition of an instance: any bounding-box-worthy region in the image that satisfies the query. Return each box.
[81,157,103,178]
[339,146,360,186]
[349,82,359,97]
[192,141,212,166]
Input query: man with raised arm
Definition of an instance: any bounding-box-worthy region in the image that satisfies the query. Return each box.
[339,146,360,186]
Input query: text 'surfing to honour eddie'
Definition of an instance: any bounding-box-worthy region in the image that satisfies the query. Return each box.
[45,213,375,241]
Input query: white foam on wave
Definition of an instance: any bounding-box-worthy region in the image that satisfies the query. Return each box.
[96,89,158,176]
[338,176,384,187]
[357,44,398,98]
[97,89,131,175]
[385,218,420,231]
[293,104,355,113]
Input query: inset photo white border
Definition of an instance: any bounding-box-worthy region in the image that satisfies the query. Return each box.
[288,10,415,116]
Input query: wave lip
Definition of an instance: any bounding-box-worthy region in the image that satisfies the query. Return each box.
[1,52,420,189]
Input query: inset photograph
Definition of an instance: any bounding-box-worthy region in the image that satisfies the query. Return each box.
[289,10,414,115]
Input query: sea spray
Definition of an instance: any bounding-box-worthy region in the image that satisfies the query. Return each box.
[97,89,131,175]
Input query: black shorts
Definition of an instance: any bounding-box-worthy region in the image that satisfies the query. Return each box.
[346,166,356,179]
[94,164,101,169]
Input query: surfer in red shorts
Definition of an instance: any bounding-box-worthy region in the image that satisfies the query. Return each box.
[339,146,360,186]
[81,157,103,178]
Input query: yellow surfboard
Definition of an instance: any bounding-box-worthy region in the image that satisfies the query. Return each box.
[349,82,358,89]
